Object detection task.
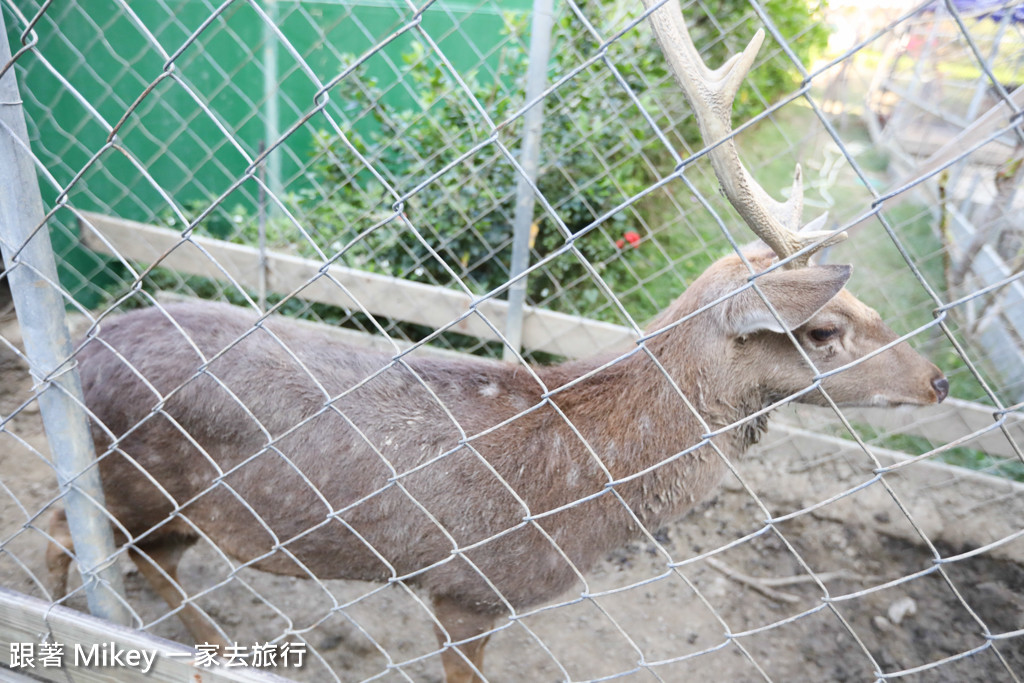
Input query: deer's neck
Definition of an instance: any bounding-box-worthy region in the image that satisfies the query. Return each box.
[537,331,772,528]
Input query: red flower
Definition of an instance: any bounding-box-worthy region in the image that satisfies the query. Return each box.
[623,231,641,247]
[616,238,625,249]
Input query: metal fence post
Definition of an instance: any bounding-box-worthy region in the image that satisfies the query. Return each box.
[503,0,555,361]
[0,15,131,625]
[262,0,283,209]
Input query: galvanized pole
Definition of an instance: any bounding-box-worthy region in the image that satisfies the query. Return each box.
[503,0,554,361]
[262,0,283,211]
[0,17,131,624]
[257,139,269,312]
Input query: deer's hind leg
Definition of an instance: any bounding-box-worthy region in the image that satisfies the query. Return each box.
[47,508,227,648]
[45,508,74,599]
[129,533,230,649]
[432,594,496,683]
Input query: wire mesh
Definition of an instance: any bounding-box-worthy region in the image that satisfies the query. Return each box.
[1,0,1022,681]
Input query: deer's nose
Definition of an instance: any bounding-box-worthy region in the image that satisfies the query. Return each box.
[932,377,949,403]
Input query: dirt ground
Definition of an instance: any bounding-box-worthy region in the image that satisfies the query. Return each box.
[1,312,1022,682]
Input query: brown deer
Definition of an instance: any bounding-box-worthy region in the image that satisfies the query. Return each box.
[47,2,948,681]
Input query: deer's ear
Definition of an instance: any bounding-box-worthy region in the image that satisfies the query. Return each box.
[726,264,852,336]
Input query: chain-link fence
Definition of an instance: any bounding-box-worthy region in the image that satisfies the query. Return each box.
[1,0,1022,680]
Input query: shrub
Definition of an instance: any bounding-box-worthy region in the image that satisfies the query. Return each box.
[134,0,828,339]
[297,0,829,322]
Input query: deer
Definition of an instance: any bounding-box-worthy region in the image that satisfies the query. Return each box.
[45,1,949,681]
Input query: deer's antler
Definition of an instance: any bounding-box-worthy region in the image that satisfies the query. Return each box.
[643,0,845,268]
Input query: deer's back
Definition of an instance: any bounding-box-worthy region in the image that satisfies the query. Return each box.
[77,302,608,608]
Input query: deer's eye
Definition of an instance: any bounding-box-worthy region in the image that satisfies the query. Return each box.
[808,326,840,343]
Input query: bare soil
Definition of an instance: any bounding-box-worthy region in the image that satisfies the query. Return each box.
[1,314,1022,682]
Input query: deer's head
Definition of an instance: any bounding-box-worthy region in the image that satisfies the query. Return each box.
[642,0,947,408]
